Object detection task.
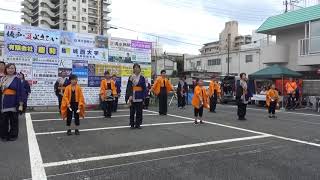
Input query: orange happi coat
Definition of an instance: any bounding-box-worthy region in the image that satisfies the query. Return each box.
[285,81,297,94]
[266,89,279,107]
[61,84,85,120]
[192,85,209,109]
[151,77,173,96]
[100,79,117,100]
[208,80,221,97]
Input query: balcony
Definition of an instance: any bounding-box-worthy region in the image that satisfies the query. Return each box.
[103,7,112,13]
[21,14,33,24]
[104,0,112,5]
[298,37,320,65]
[261,44,289,64]
[103,16,111,21]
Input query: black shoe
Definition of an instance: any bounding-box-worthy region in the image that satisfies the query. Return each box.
[268,115,272,118]
[200,121,204,124]
[130,125,135,129]
[211,111,216,113]
[67,129,72,136]
[194,121,198,124]
[75,129,80,135]
[1,137,7,142]
[135,125,142,129]
[7,137,17,141]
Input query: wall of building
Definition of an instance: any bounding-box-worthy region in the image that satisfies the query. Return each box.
[185,48,264,76]
[276,25,312,72]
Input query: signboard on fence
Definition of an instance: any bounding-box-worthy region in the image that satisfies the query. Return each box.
[3,24,152,106]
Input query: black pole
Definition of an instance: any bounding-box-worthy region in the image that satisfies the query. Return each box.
[100,0,104,35]
[227,33,231,76]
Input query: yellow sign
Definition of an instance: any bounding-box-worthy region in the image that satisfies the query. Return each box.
[95,64,121,76]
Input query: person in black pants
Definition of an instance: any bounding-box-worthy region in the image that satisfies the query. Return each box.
[151,70,173,115]
[236,73,249,120]
[100,71,117,118]
[112,74,121,112]
[177,75,188,109]
[143,78,152,109]
[61,74,85,135]
[266,84,279,118]
[126,63,147,129]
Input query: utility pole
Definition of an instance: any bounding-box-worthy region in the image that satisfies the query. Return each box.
[100,0,104,35]
[227,33,231,76]
[284,0,289,12]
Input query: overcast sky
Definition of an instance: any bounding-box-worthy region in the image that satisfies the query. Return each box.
[0,0,287,54]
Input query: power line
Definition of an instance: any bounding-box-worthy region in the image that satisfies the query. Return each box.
[0,8,21,13]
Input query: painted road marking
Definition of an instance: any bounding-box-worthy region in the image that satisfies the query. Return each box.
[35,121,192,135]
[25,113,47,180]
[144,110,320,148]
[43,134,271,167]
[32,114,157,122]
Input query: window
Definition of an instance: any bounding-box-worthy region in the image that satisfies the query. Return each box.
[208,59,221,66]
[82,17,86,21]
[72,25,76,29]
[82,0,86,3]
[311,20,320,37]
[245,55,253,63]
[72,16,76,20]
[310,20,320,53]
[82,26,86,30]
[196,61,201,66]
[73,7,76,11]
[226,57,232,63]
[83,8,87,12]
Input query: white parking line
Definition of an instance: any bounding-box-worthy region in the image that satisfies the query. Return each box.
[144,110,320,148]
[43,141,275,179]
[30,109,130,114]
[218,104,320,117]
[25,113,47,180]
[32,114,157,122]
[35,121,192,135]
[43,134,271,168]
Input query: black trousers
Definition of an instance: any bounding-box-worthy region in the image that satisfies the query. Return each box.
[130,102,143,127]
[177,94,186,108]
[113,97,119,112]
[210,96,217,112]
[159,89,168,115]
[194,106,204,117]
[66,105,80,127]
[268,101,277,115]
[1,112,19,139]
[104,101,113,117]
[237,103,247,119]
[57,95,62,112]
[287,94,295,109]
[144,97,150,109]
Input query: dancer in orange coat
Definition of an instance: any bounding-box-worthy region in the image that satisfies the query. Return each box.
[208,76,221,113]
[100,71,117,118]
[192,78,209,124]
[151,70,173,115]
[266,84,279,118]
[61,74,85,135]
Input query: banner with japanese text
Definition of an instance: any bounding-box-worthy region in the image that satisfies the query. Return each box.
[3,24,152,106]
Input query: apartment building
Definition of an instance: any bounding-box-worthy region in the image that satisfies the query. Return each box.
[21,0,112,34]
[185,21,260,78]
[199,21,252,55]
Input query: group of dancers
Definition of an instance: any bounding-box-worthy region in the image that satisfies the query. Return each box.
[0,61,284,139]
